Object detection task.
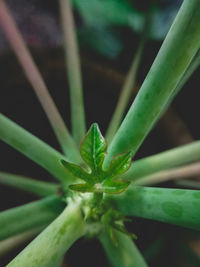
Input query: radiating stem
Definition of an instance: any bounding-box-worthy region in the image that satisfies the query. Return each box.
[0,196,64,241]
[104,0,200,167]
[108,185,200,230]
[7,200,86,267]
[0,0,80,160]
[0,113,77,184]
[134,162,200,186]
[99,230,148,267]
[59,0,86,144]
[0,172,59,197]
[122,141,200,181]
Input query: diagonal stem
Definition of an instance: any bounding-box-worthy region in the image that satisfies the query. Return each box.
[0,0,80,161]
[59,0,86,144]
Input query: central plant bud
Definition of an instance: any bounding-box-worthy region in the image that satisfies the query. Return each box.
[61,123,132,194]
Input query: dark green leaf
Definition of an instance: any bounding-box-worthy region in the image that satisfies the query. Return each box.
[80,123,107,172]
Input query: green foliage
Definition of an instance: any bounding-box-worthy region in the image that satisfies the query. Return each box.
[61,123,131,194]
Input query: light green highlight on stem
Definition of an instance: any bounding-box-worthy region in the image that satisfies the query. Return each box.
[105,11,150,144]
[0,196,64,241]
[122,141,200,181]
[99,230,148,267]
[7,201,86,267]
[108,185,200,230]
[0,113,76,184]
[0,0,80,161]
[59,0,86,144]
[104,0,200,166]
[0,172,59,197]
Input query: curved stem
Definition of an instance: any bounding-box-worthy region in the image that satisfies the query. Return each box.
[0,172,59,197]
[7,200,86,267]
[0,0,80,161]
[59,0,86,144]
[0,196,64,241]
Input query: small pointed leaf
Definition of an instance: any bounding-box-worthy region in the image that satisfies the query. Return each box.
[69,183,94,193]
[80,123,107,172]
[102,179,130,194]
[106,152,132,179]
[61,160,92,184]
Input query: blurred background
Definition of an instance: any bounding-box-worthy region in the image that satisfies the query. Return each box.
[0,0,200,266]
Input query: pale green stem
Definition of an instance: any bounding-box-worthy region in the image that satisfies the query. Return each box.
[175,179,200,189]
[99,230,148,267]
[105,11,150,144]
[59,0,86,144]
[7,200,86,267]
[0,196,64,241]
[0,172,59,197]
[0,113,76,184]
[122,141,200,181]
[0,0,80,161]
[108,185,200,230]
[104,0,200,167]
[0,227,43,258]
[134,162,200,186]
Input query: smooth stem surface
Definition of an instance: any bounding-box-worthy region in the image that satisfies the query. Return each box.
[0,196,64,241]
[0,0,80,161]
[59,0,86,144]
[7,201,86,267]
[0,114,76,184]
[122,141,200,181]
[108,185,200,230]
[0,172,59,197]
[104,0,200,166]
[99,230,148,267]
[0,227,43,258]
[134,162,200,186]
[105,11,150,144]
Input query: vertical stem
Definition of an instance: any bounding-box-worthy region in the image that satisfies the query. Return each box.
[106,11,150,144]
[0,0,80,161]
[7,201,86,267]
[104,0,200,167]
[99,230,148,267]
[59,0,86,144]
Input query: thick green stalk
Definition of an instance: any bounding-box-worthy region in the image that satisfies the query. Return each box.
[0,113,76,184]
[59,0,86,144]
[105,11,150,144]
[122,141,200,181]
[104,0,200,166]
[0,196,64,241]
[0,172,59,197]
[0,0,80,160]
[99,230,148,267]
[134,162,200,186]
[7,201,86,267]
[108,185,200,230]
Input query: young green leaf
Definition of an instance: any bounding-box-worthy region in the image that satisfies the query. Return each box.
[61,123,132,194]
[80,123,107,172]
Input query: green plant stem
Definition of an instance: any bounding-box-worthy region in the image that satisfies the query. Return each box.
[7,200,86,267]
[105,11,150,144]
[104,0,200,167]
[0,172,59,197]
[59,0,86,144]
[134,162,200,186]
[0,113,76,184]
[175,179,200,189]
[0,0,80,161]
[99,230,148,267]
[0,227,43,258]
[122,141,200,181]
[0,196,64,241]
[108,185,200,230]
